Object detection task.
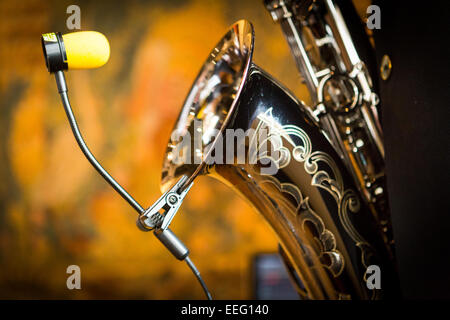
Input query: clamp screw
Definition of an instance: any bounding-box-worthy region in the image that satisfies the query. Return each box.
[168,194,178,205]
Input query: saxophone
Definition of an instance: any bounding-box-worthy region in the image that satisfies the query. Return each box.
[42,0,399,300]
[160,2,399,299]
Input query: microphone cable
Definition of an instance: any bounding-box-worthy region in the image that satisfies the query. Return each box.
[185,256,212,300]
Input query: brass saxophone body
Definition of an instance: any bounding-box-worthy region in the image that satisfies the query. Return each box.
[161,16,399,299]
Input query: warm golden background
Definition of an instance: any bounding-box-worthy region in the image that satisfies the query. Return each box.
[0,0,365,299]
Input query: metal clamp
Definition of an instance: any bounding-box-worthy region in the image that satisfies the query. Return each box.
[137,176,193,231]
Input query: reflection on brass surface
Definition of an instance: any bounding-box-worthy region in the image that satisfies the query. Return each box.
[380,54,392,81]
[161,20,253,188]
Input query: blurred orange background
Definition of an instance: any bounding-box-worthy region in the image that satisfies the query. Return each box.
[0,0,344,299]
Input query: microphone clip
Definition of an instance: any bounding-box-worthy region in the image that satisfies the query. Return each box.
[137,176,193,231]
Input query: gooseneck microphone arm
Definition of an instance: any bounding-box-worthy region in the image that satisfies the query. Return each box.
[54,70,212,300]
[55,71,145,214]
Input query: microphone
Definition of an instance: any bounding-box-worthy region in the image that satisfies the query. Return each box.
[41,31,110,73]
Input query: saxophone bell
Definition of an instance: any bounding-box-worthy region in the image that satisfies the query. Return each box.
[161,19,399,299]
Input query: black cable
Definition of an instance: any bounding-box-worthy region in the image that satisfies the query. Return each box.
[185,256,212,300]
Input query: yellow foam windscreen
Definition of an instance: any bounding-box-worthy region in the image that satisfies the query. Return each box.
[62,31,110,69]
